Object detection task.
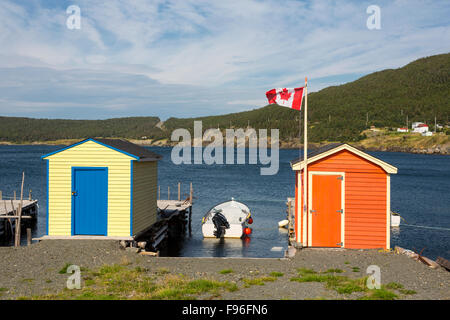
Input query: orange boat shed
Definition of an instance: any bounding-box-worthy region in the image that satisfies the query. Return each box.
[291,143,398,249]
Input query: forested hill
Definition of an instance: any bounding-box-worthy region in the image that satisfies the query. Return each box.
[163,53,450,142]
[0,53,449,144]
[0,117,164,143]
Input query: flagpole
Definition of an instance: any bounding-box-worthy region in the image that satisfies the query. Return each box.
[303,77,308,246]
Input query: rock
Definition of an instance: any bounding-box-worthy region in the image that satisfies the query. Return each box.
[125,247,139,253]
[284,246,296,258]
[119,240,127,248]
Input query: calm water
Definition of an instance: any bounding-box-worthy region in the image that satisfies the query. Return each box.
[0,145,448,260]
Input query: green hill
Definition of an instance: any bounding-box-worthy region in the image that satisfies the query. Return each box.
[0,116,164,143]
[163,53,450,142]
[0,53,449,144]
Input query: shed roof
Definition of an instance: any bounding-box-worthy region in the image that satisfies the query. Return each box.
[291,143,397,174]
[42,138,162,161]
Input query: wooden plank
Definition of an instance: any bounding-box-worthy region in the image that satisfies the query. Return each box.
[0,200,38,215]
[436,257,450,271]
[0,216,33,219]
[34,235,133,241]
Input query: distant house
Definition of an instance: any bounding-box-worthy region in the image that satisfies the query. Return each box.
[413,123,429,133]
[412,122,424,129]
[397,128,408,133]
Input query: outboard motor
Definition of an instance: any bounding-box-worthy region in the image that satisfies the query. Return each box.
[212,212,230,238]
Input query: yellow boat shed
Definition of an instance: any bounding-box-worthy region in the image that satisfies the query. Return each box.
[41,138,162,238]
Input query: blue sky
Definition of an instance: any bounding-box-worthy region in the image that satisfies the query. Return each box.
[0,0,449,120]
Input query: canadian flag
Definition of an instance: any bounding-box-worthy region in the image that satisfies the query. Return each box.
[266,87,305,110]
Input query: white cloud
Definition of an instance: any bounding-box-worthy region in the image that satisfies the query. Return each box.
[0,0,449,119]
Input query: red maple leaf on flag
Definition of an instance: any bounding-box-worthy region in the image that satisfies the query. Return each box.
[279,88,291,101]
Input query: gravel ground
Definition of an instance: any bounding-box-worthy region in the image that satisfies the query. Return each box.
[0,240,448,300]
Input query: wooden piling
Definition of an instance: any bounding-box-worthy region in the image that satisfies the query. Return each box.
[15,172,25,247]
[178,182,181,201]
[14,191,16,200]
[158,186,161,200]
[190,182,193,204]
[0,190,2,200]
[29,189,32,201]
[189,206,192,235]
[168,186,170,200]
[27,228,31,246]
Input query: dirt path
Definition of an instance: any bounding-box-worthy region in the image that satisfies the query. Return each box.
[0,240,448,300]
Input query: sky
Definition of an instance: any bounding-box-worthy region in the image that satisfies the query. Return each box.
[0,0,449,120]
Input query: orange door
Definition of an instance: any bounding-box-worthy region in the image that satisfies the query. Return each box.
[311,175,342,247]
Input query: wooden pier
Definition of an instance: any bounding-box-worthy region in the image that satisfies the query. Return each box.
[0,187,38,246]
[131,182,194,253]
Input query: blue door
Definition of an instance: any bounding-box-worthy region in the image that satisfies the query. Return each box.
[72,167,108,235]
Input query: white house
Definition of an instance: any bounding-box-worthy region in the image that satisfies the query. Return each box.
[412,122,424,129]
[413,124,429,133]
[397,128,408,133]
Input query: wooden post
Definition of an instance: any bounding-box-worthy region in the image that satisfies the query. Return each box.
[168,186,170,200]
[158,186,161,200]
[14,191,16,200]
[29,189,32,201]
[27,228,31,246]
[0,190,2,200]
[188,206,192,236]
[15,172,25,247]
[288,200,291,221]
[303,77,308,247]
[190,182,193,204]
[178,182,181,201]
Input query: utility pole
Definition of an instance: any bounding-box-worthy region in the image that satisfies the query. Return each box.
[435,115,437,133]
[366,112,369,127]
[406,115,409,129]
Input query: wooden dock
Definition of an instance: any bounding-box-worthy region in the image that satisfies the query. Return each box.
[0,200,38,217]
[133,183,194,253]
[0,186,38,246]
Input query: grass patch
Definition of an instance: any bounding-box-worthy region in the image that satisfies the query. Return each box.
[22,278,34,283]
[399,289,417,295]
[359,288,398,300]
[297,268,317,275]
[323,268,344,274]
[291,274,331,283]
[351,267,360,272]
[269,272,284,277]
[385,282,403,290]
[219,269,234,275]
[344,261,350,265]
[22,264,238,300]
[242,276,277,287]
[156,268,170,275]
[0,287,7,297]
[291,267,398,299]
[58,263,72,274]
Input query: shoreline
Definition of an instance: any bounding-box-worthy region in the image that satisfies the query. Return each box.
[1,137,448,155]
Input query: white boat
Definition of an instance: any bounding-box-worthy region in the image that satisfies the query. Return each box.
[202,198,253,238]
[391,212,401,227]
